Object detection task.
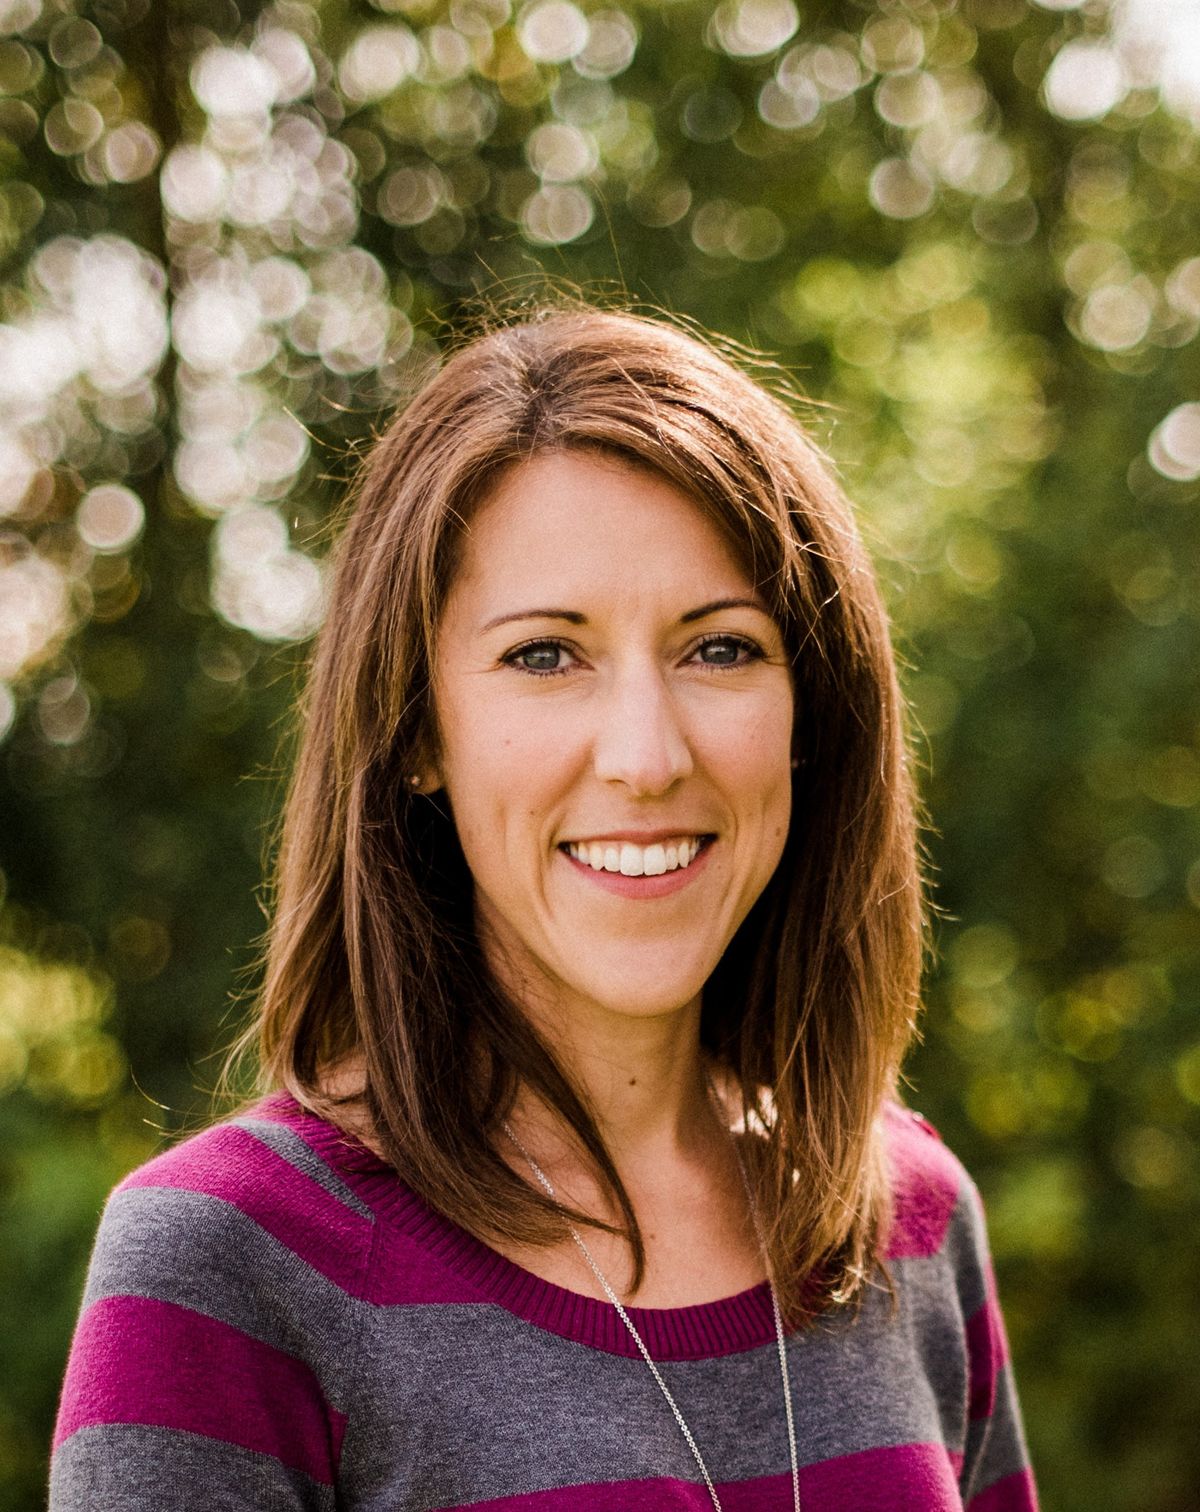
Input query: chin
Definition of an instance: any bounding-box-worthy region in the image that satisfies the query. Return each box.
[565,966,712,1022]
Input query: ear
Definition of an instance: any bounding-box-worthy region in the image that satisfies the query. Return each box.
[407,741,445,795]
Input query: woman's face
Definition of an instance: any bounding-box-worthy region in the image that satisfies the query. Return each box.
[430,449,794,1031]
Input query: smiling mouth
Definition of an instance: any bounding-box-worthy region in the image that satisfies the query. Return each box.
[558,836,716,877]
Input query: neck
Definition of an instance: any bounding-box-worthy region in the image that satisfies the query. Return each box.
[501,988,723,1198]
[473,909,738,1218]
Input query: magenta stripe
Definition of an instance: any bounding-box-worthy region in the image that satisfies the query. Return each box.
[437,1442,962,1511]
[968,1468,1039,1511]
[965,1280,1009,1419]
[786,1444,961,1512]
[119,1125,374,1297]
[373,1216,781,1354]
[882,1107,962,1260]
[54,1295,345,1485]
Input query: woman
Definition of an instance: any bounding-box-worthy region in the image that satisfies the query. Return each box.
[51,308,1038,1510]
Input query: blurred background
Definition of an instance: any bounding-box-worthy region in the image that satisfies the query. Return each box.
[0,0,1197,1506]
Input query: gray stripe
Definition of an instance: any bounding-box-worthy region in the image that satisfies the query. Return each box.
[340,1267,967,1508]
[940,1181,994,1320]
[50,1422,335,1511]
[231,1116,375,1219]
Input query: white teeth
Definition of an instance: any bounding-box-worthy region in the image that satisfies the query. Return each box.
[564,837,705,875]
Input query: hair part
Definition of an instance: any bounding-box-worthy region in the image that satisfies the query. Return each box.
[235,305,928,1323]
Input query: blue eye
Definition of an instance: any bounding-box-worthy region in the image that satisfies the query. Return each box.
[694,635,762,668]
[503,639,573,676]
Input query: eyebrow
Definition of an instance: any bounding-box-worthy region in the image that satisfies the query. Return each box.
[480,597,772,633]
[481,608,584,633]
[680,596,772,623]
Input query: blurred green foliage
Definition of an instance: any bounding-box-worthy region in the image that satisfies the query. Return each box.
[1,0,1198,1507]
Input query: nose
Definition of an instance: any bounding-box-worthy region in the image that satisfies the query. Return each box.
[590,659,694,795]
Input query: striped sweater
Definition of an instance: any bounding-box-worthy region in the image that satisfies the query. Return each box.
[51,1094,1038,1510]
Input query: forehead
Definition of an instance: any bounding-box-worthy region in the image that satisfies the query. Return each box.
[445,450,758,613]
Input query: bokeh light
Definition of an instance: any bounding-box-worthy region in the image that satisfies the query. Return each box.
[1148,402,1200,480]
[76,485,144,554]
[517,1,589,64]
[709,0,799,59]
[339,25,421,102]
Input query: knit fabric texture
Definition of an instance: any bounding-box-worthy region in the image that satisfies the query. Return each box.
[51,1094,1039,1510]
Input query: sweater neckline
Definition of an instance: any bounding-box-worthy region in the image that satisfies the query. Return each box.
[258,1091,783,1361]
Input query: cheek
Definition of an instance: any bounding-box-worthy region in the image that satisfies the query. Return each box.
[438,709,553,867]
[438,682,505,786]
[712,692,793,784]
[728,698,794,855]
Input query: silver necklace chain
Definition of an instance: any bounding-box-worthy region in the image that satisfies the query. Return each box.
[501,1085,801,1512]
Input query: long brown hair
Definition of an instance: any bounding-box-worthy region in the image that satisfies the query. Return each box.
[240,305,926,1322]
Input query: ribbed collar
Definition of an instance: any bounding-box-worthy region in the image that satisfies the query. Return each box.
[257,1091,783,1361]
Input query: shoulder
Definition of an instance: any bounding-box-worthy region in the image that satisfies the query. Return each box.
[874,1111,1032,1501]
[53,1097,369,1499]
[878,1099,987,1268]
[84,1095,379,1317]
